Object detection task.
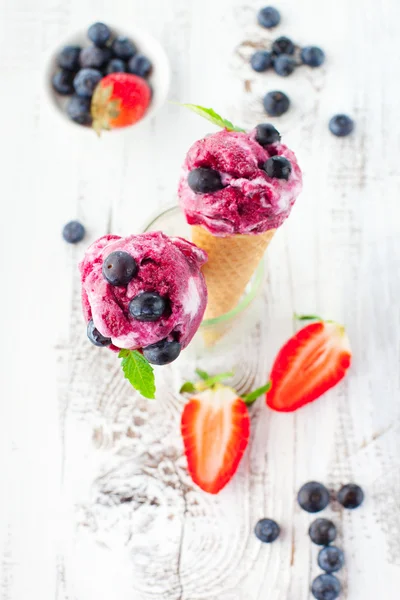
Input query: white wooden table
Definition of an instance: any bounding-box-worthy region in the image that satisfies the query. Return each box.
[1,0,400,598]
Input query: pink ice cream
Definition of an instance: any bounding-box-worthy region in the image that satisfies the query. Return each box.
[178,128,302,236]
[80,231,207,354]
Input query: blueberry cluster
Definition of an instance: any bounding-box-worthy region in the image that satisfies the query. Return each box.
[254,481,364,600]
[87,250,181,365]
[52,22,153,126]
[252,7,355,135]
[187,123,291,193]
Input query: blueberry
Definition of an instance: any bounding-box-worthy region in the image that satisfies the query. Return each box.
[57,45,81,71]
[73,68,102,98]
[66,95,92,125]
[112,36,137,60]
[88,22,111,47]
[318,546,344,573]
[311,574,341,600]
[80,46,110,69]
[301,46,325,67]
[143,338,181,365]
[329,114,354,137]
[250,50,272,72]
[255,123,281,146]
[188,168,224,194]
[129,292,169,322]
[309,518,337,546]
[257,6,281,28]
[128,54,152,78]
[263,156,292,180]
[52,69,74,95]
[254,519,280,543]
[297,481,330,513]
[263,91,290,117]
[62,220,86,243]
[105,58,126,74]
[102,251,138,286]
[337,483,364,509]
[273,54,297,77]
[87,319,111,347]
[272,36,295,56]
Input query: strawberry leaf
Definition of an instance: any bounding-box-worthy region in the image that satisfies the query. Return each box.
[196,371,235,390]
[294,313,323,322]
[242,382,272,406]
[180,381,196,394]
[195,368,210,381]
[118,350,155,399]
[182,104,246,132]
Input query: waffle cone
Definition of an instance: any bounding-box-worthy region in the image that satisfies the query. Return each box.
[192,226,276,324]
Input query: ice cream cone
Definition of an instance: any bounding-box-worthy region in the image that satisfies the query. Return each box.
[192,225,276,325]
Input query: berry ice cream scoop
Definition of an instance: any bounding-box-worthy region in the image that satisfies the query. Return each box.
[178,124,302,236]
[80,231,208,365]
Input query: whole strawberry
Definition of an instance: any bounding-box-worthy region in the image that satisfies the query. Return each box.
[180,370,270,494]
[91,72,151,133]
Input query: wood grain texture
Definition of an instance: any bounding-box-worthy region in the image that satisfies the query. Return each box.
[1,0,400,599]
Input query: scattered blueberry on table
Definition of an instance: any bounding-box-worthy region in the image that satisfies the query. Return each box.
[62,220,86,244]
[329,114,355,137]
[301,45,325,67]
[254,518,280,543]
[273,54,296,77]
[271,36,295,56]
[250,50,272,72]
[297,481,330,513]
[309,518,337,546]
[263,90,290,116]
[311,574,341,600]
[257,6,281,29]
[51,22,153,126]
[337,483,364,508]
[318,546,344,573]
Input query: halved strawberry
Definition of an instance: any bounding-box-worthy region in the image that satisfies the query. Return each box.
[91,73,151,134]
[181,384,250,494]
[266,319,352,412]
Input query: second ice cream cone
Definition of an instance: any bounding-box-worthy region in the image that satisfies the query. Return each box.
[192,225,275,321]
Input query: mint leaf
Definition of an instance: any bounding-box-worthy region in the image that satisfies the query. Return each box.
[242,382,272,406]
[195,368,210,381]
[118,350,155,399]
[180,381,196,394]
[182,104,246,133]
[294,313,323,322]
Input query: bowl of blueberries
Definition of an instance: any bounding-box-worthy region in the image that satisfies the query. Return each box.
[46,22,170,132]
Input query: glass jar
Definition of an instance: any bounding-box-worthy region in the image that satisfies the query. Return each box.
[143,205,265,359]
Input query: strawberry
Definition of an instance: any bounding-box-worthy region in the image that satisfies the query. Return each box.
[180,370,270,494]
[266,317,352,412]
[91,73,151,134]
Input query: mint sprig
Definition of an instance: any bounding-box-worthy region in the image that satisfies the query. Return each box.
[182,104,246,132]
[242,382,271,406]
[118,350,155,399]
[179,381,196,394]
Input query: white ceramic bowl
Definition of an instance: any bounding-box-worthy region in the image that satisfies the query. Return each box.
[45,25,171,131]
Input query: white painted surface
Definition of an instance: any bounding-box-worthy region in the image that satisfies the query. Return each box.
[1,0,399,599]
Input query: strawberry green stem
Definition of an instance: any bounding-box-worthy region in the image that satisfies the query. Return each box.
[242,382,272,406]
